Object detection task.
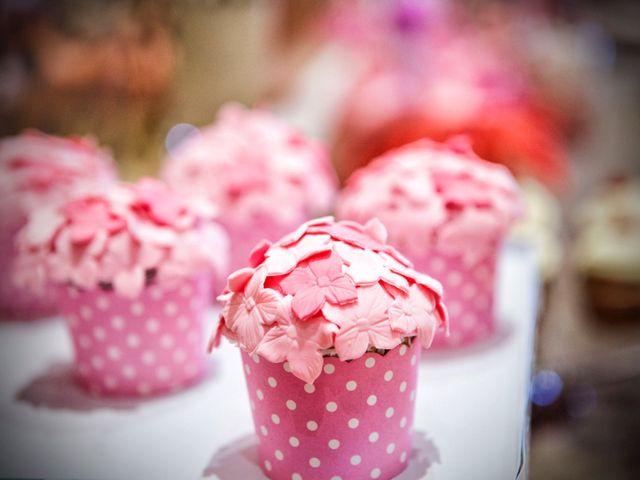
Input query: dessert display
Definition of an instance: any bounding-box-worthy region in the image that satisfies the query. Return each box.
[14,178,229,396]
[337,138,522,348]
[212,217,447,480]
[575,176,640,319]
[161,103,338,277]
[0,130,116,320]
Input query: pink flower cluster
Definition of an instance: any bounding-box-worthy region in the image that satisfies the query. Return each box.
[161,103,337,226]
[0,130,116,215]
[214,217,448,384]
[14,178,228,298]
[337,139,522,263]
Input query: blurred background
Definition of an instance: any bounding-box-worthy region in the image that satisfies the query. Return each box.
[0,0,638,478]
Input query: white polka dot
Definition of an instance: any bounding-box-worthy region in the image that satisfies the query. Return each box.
[160,335,174,349]
[256,389,264,400]
[365,357,376,368]
[292,474,302,480]
[309,457,320,468]
[111,315,125,330]
[271,414,280,424]
[385,407,395,418]
[410,390,416,401]
[137,383,151,395]
[267,376,277,388]
[107,346,121,360]
[173,349,186,363]
[252,354,260,364]
[244,364,251,375]
[150,287,163,300]
[80,306,92,320]
[348,418,359,429]
[122,365,136,378]
[367,395,377,406]
[275,449,284,460]
[289,436,299,447]
[306,421,318,431]
[448,271,462,287]
[126,334,140,348]
[330,477,342,480]
[164,302,178,316]
[250,400,255,411]
[399,381,407,393]
[93,326,106,341]
[462,284,476,300]
[91,356,104,369]
[346,380,357,391]
[386,443,396,454]
[96,297,110,311]
[286,399,296,410]
[400,451,407,462]
[399,344,408,356]
[283,362,291,372]
[326,402,338,412]
[371,468,381,479]
[156,367,170,380]
[131,302,144,316]
[323,363,335,374]
[177,316,189,330]
[328,439,340,449]
[304,383,315,394]
[186,331,199,345]
[104,376,118,389]
[431,257,445,272]
[384,370,394,381]
[264,460,272,471]
[260,425,268,436]
[78,335,91,349]
[142,351,156,365]
[411,355,417,366]
[350,455,361,466]
[146,319,160,333]
[368,432,379,443]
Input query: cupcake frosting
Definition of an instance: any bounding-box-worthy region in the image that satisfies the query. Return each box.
[0,130,116,215]
[161,103,337,225]
[213,217,448,384]
[14,178,228,298]
[337,138,522,263]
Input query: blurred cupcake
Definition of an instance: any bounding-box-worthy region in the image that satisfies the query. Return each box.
[212,217,447,480]
[162,103,338,278]
[15,178,228,396]
[337,138,522,348]
[0,130,116,320]
[575,176,640,320]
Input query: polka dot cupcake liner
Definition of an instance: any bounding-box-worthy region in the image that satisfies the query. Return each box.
[58,275,211,397]
[242,341,420,480]
[413,250,496,349]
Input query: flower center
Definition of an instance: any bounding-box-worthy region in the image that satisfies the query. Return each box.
[316,275,331,287]
[245,297,257,312]
[356,317,369,330]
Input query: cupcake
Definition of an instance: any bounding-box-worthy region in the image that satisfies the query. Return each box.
[212,217,447,480]
[0,130,116,319]
[337,138,521,348]
[161,103,337,277]
[15,177,229,396]
[575,175,640,320]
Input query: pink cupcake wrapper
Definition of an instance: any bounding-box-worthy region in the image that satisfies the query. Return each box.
[58,275,211,397]
[413,250,496,349]
[242,341,421,480]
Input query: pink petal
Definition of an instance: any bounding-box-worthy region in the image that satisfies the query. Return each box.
[254,289,285,325]
[287,345,324,384]
[248,239,271,267]
[263,248,297,276]
[364,217,388,244]
[255,326,291,363]
[280,266,316,296]
[324,276,357,305]
[227,267,255,293]
[236,310,266,351]
[291,287,326,320]
[334,328,369,361]
[416,315,437,349]
[367,323,402,350]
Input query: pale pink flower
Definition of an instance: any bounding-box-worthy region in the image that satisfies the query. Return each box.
[62,197,125,244]
[388,284,439,348]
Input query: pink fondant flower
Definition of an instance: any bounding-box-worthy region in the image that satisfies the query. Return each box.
[131,177,190,227]
[62,197,125,244]
[388,284,439,348]
[323,284,400,360]
[280,252,357,320]
[334,241,409,291]
[256,315,337,384]
[224,268,284,351]
[263,233,332,275]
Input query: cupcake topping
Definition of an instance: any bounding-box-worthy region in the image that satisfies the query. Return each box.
[214,217,447,384]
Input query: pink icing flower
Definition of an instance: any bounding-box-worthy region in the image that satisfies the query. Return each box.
[322,284,401,360]
[62,197,125,244]
[280,252,357,320]
[256,315,337,384]
[388,284,439,348]
[223,268,284,351]
[131,177,190,227]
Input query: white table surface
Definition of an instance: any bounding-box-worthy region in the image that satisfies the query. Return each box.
[0,243,538,480]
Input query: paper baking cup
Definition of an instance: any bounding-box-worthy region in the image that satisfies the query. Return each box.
[0,221,57,320]
[58,275,210,397]
[242,341,420,480]
[413,250,497,349]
